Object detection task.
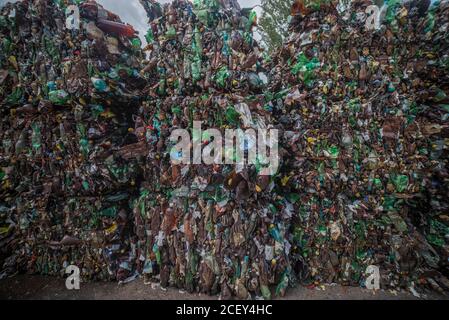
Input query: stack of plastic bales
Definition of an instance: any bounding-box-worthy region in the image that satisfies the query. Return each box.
[134,0,293,298]
[265,0,449,294]
[0,0,146,281]
[1,0,448,299]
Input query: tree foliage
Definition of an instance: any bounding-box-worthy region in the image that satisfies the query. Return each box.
[258,0,293,52]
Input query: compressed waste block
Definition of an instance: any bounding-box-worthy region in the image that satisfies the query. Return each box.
[135,0,289,299]
[265,0,449,294]
[0,0,146,282]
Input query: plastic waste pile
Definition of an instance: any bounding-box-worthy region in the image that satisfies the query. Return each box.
[134,0,292,299]
[265,0,449,294]
[0,0,449,299]
[0,0,146,281]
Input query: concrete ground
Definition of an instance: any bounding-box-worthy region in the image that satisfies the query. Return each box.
[0,275,447,300]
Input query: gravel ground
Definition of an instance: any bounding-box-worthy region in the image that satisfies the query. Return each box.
[0,275,447,300]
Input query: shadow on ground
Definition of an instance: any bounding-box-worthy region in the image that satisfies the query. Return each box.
[0,275,447,300]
